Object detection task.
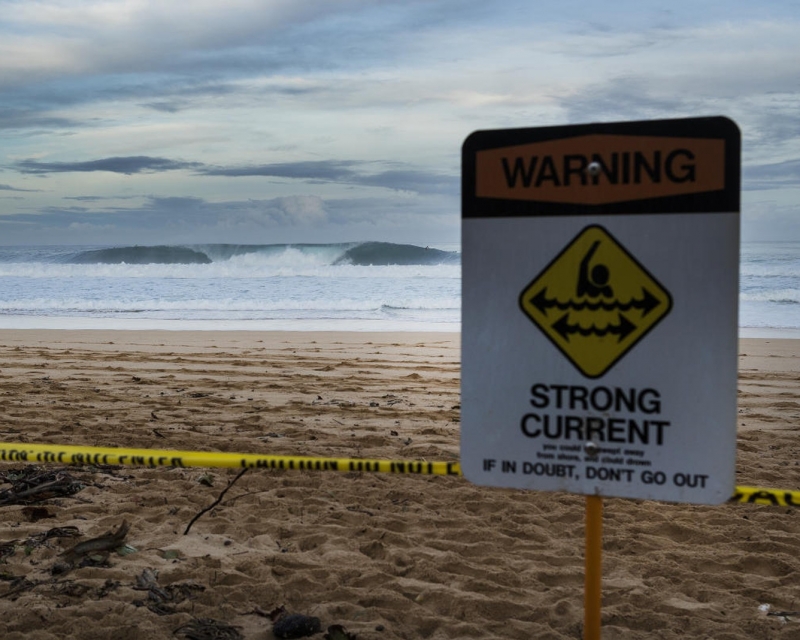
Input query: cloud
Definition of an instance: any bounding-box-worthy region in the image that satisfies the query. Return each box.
[11,155,457,196]
[353,169,458,195]
[0,1,421,102]
[141,101,185,114]
[0,187,458,245]
[0,183,42,192]
[2,2,800,244]
[0,1,492,130]
[201,160,457,195]
[201,160,360,181]
[63,194,142,201]
[14,156,203,175]
[268,195,328,225]
[742,196,800,242]
[743,159,800,191]
[561,76,702,124]
[0,108,77,131]
[124,194,330,228]
[745,106,800,150]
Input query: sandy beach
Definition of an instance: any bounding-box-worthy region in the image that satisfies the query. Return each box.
[0,330,799,639]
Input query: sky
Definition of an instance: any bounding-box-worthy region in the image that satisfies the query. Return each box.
[1,0,799,246]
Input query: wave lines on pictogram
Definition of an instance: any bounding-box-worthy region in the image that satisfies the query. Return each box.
[529,287,661,316]
[552,313,636,341]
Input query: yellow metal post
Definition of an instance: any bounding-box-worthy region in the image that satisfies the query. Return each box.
[585,495,603,640]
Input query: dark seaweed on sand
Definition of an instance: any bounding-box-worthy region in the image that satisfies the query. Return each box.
[0,466,84,506]
[173,618,243,640]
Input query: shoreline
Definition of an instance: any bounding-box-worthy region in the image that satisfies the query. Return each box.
[1,317,799,339]
[0,316,461,333]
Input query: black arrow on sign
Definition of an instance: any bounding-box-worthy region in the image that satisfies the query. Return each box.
[552,313,637,342]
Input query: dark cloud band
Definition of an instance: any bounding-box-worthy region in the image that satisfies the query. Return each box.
[13,156,457,195]
[14,156,203,175]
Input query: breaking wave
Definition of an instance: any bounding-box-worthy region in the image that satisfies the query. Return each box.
[64,242,459,266]
[68,246,212,265]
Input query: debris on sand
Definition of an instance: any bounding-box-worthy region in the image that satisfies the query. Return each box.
[173,617,243,640]
[52,520,130,575]
[132,567,205,615]
[270,606,322,639]
[0,466,83,506]
[1,525,80,564]
[324,625,358,640]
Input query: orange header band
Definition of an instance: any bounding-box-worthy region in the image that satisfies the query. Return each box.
[475,134,725,205]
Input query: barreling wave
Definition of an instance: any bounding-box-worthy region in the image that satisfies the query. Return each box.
[68,246,212,265]
[333,242,458,266]
[65,242,459,266]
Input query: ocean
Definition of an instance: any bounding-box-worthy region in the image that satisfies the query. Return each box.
[739,242,800,337]
[0,241,797,335]
[0,242,461,332]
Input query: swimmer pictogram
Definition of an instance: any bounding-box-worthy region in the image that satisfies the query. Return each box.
[519,226,672,378]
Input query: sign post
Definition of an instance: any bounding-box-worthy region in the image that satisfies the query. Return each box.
[585,495,602,640]
[461,117,741,636]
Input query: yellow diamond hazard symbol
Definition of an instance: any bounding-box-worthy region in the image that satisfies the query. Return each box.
[519,225,672,378]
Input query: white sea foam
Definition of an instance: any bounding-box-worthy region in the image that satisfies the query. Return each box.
[0,260,460,281]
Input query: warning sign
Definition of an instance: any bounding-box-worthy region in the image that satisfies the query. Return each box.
[460,116,741,505]
[519,225,672,378]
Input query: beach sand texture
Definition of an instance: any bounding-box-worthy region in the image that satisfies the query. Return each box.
[0,331,799,640]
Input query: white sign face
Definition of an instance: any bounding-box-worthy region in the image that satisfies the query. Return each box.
[460,117,741,505]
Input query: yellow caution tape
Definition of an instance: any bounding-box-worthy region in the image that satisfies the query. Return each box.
[728,486,800,507]
[0,443,796,505]
[0,442,461,476]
